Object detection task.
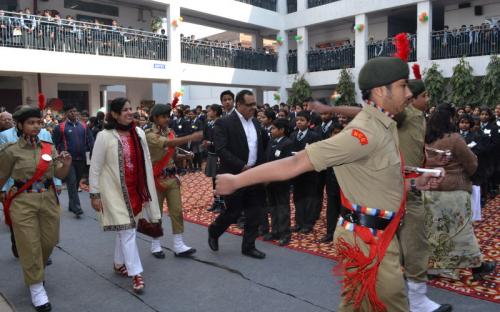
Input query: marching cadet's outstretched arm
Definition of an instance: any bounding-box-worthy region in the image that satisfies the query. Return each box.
[216,150,314,195]
[307,100,362,118]
[164,131,203,148]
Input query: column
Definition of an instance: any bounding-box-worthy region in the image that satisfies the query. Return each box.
[297,0,308,11]
[297,27,309,74]
[277,0,287,14]
[417,1,432,62]
[167,79,182,103]
[255,87,264,105]
[167,2,182,101]
[89,82,101,115]
[354,14,368,103]
[277,29,289,103]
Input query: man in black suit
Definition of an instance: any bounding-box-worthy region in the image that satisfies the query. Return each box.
[208,90,269,259]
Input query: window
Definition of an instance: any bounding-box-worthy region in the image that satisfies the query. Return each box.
[64,0,119,17]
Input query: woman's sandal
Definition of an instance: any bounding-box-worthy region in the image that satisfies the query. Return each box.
[113,264,128,277]
[132,275,144,294]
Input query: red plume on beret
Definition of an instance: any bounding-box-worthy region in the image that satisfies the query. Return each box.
[393,33,410,63]
[171,95,179,109]
[38,93,46,111]
[412,64,422,80]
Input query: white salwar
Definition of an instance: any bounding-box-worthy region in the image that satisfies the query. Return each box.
[114,229,143,276]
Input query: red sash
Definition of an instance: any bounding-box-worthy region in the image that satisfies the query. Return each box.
[152,131,176,191]
[332,153,407,312]
[3,142,53,226]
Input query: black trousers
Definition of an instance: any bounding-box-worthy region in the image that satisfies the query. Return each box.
[293,173,319,229]
[267,183,291,238]
[209,185,265,251]
[65,160,86,213]
[313,170,328,222]
[325,168,341,235]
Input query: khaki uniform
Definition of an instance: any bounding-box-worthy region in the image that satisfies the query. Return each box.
[0,138,61,286]
[306,105,408,312]
[145,127,184,234]
[397,104,429,283]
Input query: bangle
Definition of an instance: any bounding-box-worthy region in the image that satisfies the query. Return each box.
[89,193,101,199]
[410,179,418,192]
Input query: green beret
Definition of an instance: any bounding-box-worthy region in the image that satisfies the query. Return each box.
[149,104,171,120]
[408,80,426,97]
[358,57,409,90]
[12,106,42,123]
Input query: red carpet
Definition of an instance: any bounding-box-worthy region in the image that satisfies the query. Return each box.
[177,172,499,303]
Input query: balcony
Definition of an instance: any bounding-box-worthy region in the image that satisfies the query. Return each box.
[235,0,277,11]
[0,11,168,61]
[431,25,500,60]
[308,44,355,72]
[368,34,417,62]
[308,0,340,9]
[181,37,277,72]
[288,51,297,74]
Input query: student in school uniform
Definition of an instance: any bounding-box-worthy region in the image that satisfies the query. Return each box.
[262,118,294,245]
[204,104,224,212]
[290,111,320,234]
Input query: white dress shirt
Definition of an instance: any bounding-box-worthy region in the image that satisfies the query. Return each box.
[235,110,258,167]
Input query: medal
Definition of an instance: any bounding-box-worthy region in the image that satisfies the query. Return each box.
[41,154,52,162]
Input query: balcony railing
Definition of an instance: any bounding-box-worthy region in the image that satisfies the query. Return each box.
[308,44,355,72]
[0,11,168,61]
[368,34,417,62]
[308,0,340,9]
[235,0,277,11]
[431,26,500,60]
[287,0,297,13]
[181,38,277,71]
[288,51,297,74]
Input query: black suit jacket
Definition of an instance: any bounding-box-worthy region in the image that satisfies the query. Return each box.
[315,120,335,140]
[214,111,269,174]
[266,136,293,189]
[290,129,320,152]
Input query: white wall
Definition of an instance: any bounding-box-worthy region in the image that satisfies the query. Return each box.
[444,0,500,29]
[17,0,167,30]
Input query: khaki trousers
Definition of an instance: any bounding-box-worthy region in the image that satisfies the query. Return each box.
[10,190,60,286]
[156,177,184,234]
[334,226,408,312]
[398,191,429,283]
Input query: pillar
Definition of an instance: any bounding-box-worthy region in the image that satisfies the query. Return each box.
[297,27,309,74]
[354,14,368,103]
[417,1,432,62]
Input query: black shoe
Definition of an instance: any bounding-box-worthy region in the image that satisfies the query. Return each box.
[34,302,52,312]
[75,210,83,218]
[242,248,266,259]
[208,227,219,251]
[278,236,291,246]
[152,251,165,259]
[207,203,217,212]
[472,261,496,280]
[299,227,312,234]
[262,233,278,241]
[175,248,197,257]
[319,234,333,243]
[433,304,453,312]
[291,225,301,232]
[12,243,19,258]
[46,257,52,266]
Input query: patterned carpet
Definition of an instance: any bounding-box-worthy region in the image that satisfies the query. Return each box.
[176,172,499,303]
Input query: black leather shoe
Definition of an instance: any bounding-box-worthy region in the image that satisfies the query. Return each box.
[472,261,496,280]
[34,302,52,312]
[152,251,165,259]
[242,248,266,259]
[208,229,219,251]
[433,304,453,312]
[46,257,52,266]
[278,236,291,246]
[319,234,333,243]
[175,248,197,257]
[262,233,278,241]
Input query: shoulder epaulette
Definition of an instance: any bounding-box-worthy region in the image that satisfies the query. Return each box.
[0,142,16,153]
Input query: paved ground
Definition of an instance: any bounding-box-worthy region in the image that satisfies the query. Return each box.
[0,191,498,312]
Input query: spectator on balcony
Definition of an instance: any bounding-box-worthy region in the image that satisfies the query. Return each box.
[0,10,12,44]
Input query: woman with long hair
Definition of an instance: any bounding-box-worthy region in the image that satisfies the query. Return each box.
[89,97,161,293]
[424,103,494,280]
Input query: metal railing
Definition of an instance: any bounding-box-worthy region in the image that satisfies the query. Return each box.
[235,0,277,11]
[308,0,340,9]
[431,26,500,60]
[288,51,297,74]
[367,34,417,62]
[0,11,168,61]
[308,44,355,72]
[181,38,277,71]
[287,0,297,13]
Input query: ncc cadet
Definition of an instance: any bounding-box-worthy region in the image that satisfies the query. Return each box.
[0,105,72,312]
[396,75,452,312]
[145,103,202,258]
[215,57,445,312]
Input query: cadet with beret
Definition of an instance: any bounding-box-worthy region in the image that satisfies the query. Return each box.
[215,57,445,311]
[0,105,72,312]
[145,104,202,257]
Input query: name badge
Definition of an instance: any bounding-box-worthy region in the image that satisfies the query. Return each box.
[468,141,477,148]
[274,150,281,158]
[41,154,52,162]
[178,125,182,129]
[484,129,491,136]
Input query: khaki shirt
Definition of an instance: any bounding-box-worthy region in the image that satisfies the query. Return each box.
[145,127,175,168]
[0,138,60,182]
[306,105,404,212]
[398,104,426,167]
